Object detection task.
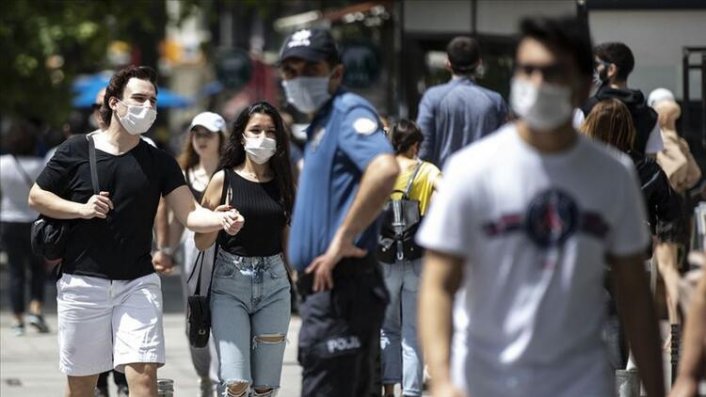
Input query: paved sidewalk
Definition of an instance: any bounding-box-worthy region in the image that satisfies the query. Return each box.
[0,272,303,397]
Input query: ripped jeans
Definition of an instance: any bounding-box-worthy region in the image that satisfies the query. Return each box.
[210,250,291,396]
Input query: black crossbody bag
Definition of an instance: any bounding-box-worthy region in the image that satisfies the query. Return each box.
[186,247,217,348]
[31,134,99,262]
[186,169,231,348]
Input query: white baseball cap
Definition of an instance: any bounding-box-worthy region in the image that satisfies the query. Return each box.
[189,112,227,134]
[647,88,675,108]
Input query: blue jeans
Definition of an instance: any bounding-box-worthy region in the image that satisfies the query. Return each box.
[379,259,424,396]
[210,250,291,395]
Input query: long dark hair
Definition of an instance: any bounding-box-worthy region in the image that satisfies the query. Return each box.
[220,101,295,223]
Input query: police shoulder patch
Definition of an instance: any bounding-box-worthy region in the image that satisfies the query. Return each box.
[353,117,378,135]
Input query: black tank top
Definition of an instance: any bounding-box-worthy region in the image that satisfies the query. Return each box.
[216,168,285,257]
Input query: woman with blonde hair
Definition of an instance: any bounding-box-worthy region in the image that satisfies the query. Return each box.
[581,98,684,372]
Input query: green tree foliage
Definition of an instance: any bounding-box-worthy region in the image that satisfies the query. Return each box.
[0,0,197,127]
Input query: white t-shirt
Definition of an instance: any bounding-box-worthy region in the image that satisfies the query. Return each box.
[0,154,44,222]
[417,124,649,397]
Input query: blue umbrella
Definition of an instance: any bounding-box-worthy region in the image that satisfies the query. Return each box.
[72,73,194,108]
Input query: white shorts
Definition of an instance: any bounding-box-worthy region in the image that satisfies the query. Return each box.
[57,273,165,376]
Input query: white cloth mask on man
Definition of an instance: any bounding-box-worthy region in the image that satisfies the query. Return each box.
[282,77,331,114]
[510,78,573,132]
[117,101,157,135]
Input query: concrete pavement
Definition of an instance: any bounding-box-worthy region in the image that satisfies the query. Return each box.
[4,267,701,396]
[0,270,304,397]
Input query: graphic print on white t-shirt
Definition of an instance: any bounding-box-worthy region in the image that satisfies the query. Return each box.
[417,124,649,397]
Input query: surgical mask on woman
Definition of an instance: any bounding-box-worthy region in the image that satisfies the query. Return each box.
[117,101,157,135]
[510,78,573,132]
[282,77,331,114]
[244,136,277,164]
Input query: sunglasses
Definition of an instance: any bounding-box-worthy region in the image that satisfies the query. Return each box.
[514,62,567,83]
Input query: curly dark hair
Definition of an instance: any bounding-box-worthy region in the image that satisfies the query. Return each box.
[220,101,295,223]
[100,66,158,127]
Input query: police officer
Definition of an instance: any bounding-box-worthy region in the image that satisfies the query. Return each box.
[278,28,400,397]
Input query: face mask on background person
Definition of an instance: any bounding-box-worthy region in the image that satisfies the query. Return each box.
[592,68,608,89]
[244,136,277,164]
[282,77,331,114]
[117,101,157,135]
[510,78,573,132]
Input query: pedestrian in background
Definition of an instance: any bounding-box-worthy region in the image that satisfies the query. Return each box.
[581,98,684,373]
[378,119,440,397]
[278,27,400,397]
[0,120,50,336]
[195,101,295,397]
[158,111,227,397]
[582,41,663,156]
[669,262,706,397]
[417,16,665,397]
[416,36,508,168]
[44,110,90,166]
[28,65,242,397]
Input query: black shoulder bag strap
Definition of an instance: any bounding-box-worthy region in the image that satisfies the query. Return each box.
[50,135,99,281]
[402,161,423,199]
[86,134,99,194]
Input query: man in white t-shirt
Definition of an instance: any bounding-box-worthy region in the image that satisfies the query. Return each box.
[417,16,665,397]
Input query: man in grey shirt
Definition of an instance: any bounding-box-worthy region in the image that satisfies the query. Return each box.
[416,36,508,168]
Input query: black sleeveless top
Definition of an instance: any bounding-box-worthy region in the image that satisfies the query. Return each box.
[216,168,285,257]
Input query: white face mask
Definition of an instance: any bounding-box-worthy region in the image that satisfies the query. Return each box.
[282,77,331,114]
[510,78,573,132]
[244,136,277,164]
[116,100,157,135]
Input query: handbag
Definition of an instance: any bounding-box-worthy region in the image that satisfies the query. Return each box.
[31,134,99,261]
[377,161,424,264]
[186,246,217,348]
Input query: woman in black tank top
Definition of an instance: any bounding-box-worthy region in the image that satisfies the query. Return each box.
[195,102,295,396]
[165,112,226,392]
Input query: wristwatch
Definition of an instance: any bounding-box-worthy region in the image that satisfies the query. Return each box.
[159,247,174,256]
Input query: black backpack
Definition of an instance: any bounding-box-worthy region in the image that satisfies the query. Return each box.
[377,161,424,264]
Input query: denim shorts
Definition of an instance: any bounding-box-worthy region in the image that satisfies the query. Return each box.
[210,250,291,391]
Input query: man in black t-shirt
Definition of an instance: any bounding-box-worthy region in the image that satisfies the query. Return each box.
[28,66,243,397]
